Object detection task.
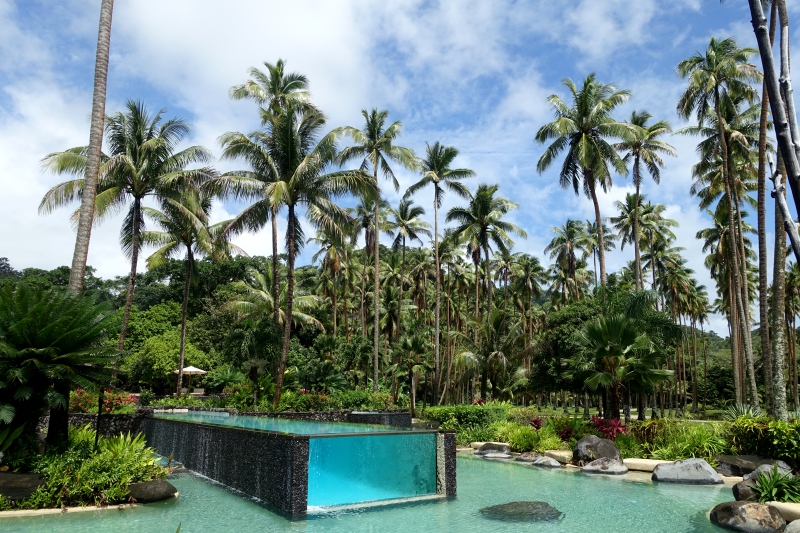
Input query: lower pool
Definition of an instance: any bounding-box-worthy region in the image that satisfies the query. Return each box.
[1,454,731,532]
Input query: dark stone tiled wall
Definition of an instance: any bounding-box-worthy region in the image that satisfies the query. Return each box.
[141,418,309,516]
[443,431,457,496]
[241,409,412,427]
[347,411,412,427]
[38,413,146,438]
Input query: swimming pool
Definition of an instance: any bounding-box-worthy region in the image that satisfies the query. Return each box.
[1,454,731,532]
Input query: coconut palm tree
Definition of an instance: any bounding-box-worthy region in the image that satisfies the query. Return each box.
[614,111,676,290]
[447,184,527,318]
[68,0,114,294]
[579,219,617,288]
[142,191,241,396]
[677,36,762,408]
[308,228,350,337]
[386,199,432,339]
[405,142,474,398]
[535,73,633,285]
[339,109,417,393]
[545,220,585,299]
[40,101,214,354]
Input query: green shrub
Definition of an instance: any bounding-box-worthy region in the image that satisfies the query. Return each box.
[508,425,539,452]
[751,465,800,503]
[648,422,727,464]
[17,425,165,509]
[422,403,510,427]
[138,390,155,407]
[0,495,11,511]
[535,425,567,452]
[152,396,206,408]
[614,434,644,459]
[727,416,800,468]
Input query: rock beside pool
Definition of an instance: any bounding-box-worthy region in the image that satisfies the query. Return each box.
[0,472,44,501]
[572,435,620,465]
[732,480,757,502]
[479,501,563,522]
[710,501,786,532]
[743,462,793,481]
[717,455,792,478]
[785,520,800,533]
[482,452,513,460]
[515,452,541,462]
[475,442,510,456]
[582,457,628,475]
[128,480,178,503]
[530,456,563,468]
[652,458,723,485]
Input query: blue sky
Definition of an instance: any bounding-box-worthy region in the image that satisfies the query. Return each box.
[0,0,793,334]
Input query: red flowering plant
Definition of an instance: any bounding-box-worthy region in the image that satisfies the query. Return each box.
[70,388,139,414]
[590,415,628,440]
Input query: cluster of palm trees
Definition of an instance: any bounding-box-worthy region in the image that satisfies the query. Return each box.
[38,32,800,418]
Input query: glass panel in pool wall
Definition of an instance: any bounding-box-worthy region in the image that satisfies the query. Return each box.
[307,433,437,507]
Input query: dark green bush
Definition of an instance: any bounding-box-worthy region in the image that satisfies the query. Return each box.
[751,465,800,503]
[727,416,800,469]
[422,403,510,427]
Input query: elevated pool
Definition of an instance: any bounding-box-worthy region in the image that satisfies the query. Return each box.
[140,411,454,515]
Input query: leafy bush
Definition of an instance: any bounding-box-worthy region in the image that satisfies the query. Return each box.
[648,422,727,464]
[70,388,139,414]
[507,425,539,452]
[614,434,644,459]
[727,416,800,468]
[423,403,510,428]
[138,390,155,407]
[16,425,165,509]
[536,425,568,452]
[151,396,206,408]
[590,416,628,440]
[751,465,800,503]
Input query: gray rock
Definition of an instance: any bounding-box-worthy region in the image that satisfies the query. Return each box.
[732,480,757,502]
[482,452,513,460]
[743,461,793,481]
[475,442,511,456]
[515,452,541,463]
[572,435,620,465]
[785,520,800,533]
[479,501,563,522]
[128,480,178,503]
[0,473,44,501]
[717,455,792,478]
[709,501,786,532]
[652,458,723,485]
[530,456,563,468]
[582,457,628,475]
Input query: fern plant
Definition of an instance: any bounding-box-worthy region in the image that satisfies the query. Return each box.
[751,465,800,504]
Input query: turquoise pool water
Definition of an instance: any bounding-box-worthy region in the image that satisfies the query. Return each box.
[1,455,731,532]
[307,433,437,506]
[152,412,412,435]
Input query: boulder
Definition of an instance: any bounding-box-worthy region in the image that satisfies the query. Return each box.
[515,452,541,463]
[479,501,563,522]
[744,462,793,481]
[530,456,563,468]
[717,455,791,478]
[786,521,800,533]
[0,473,44,501]
[475,442,511,456]
[128,480,178,503]
[732,480,757,502]
[710,501,786,532]
[652,458,723,485]
[572,435,620,465]
[482,452,513,460]
[582,457,628,475]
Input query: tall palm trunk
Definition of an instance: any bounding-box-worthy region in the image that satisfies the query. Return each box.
[177,249,194,397]
[588,179,607,285]
[772,169,789,420]
[434,195,441,400]
[633,163,643,291]
[69,0,114,294]
[274,205,296,406]
[398,236,406,341]
[117,197,141,353]
[332,269,337,338]
[271,211,280,324]
[484,244,492,315]
[373,170,380,393]
[758,2,778,413]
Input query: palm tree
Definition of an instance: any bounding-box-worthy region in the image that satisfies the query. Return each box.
[339,109,417,393]
[226,59,311,323]
[447,184,527,317]
[677,36,762,408]
[405,142,474,399]
[68,0,114,294]
[387,199,432,340]
[40,100,213,354]
[544,220,585,299]
[614,111,676,290]
[535,73,633,285]
[579,219,617,288]
[308,228,349,337]
[142,191,239,396]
